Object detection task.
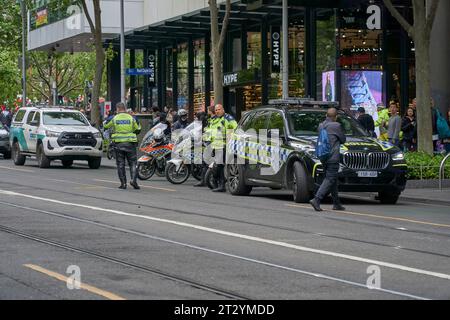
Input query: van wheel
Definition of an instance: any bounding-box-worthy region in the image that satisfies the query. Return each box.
[62,160,73,168]
[227,164,252,196]
[378,191,400,204]
[37,144,51,168]
[88,157,102,169]
[292,162,311,203]
[12,142,26,166]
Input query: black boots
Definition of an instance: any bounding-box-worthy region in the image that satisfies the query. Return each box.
[333,203,346,211]
[130,181,140,190]
[309,198,323,212]
[119,179,127,190]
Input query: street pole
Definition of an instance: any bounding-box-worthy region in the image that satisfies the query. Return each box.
[52,80,57,106]
[120,0,126,103]
[282,0,289,99]
[20,0,27,108]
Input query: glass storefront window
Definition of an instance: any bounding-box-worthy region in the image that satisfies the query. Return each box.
[316,9,337,101]
[177,43,188,109]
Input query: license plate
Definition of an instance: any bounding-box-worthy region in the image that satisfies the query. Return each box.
[73,147,84,152]
[357,171,378,178]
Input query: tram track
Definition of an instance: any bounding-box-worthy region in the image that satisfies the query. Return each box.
[0,223,251,300]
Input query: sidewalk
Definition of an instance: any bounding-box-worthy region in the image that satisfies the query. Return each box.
[399,188,450,206]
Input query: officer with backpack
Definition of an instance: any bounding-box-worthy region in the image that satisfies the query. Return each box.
[310,108,346,212]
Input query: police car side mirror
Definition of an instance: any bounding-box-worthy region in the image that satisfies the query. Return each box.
[30,120,39,127]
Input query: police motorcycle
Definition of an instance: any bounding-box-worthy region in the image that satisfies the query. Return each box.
[137,123,174,180]
[165,121,204,184]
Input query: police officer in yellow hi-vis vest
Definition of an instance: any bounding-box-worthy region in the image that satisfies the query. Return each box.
[104,102,142,190]
[210,104,238,192]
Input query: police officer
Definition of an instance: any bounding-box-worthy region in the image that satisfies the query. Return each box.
[194,105,217,187]
[104,102,142,190]
[210,104,238,192]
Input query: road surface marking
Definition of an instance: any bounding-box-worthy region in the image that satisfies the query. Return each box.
[94,179,177,192]
[0,200,428,300]
[23,264,125,300]
[46,178,116,190]
[1,189,449,281]
[0,165,34,173]
[286,204,450,229]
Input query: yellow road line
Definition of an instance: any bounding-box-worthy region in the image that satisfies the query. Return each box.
[94,179,177,192]
[286,204,450,229]
[24,264,125,300]
[0,165,34,173]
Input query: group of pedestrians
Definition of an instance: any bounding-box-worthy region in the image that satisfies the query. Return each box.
[357,98,450,153]
[0,106,13,130]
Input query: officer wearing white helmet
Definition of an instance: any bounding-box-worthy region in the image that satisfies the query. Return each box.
[173,108,190,131]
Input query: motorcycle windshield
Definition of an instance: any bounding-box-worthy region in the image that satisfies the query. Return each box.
[140,123,168,148]
[173,121,203,146]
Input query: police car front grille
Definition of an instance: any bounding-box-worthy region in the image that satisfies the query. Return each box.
[57,132,96,147]
[343,152,390,170]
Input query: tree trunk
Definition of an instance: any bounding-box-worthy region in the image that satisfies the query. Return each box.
[414,36,433,154]
[91,42,104,127]
[212,48,223,106]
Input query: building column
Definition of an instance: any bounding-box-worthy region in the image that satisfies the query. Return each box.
[261,17,269,105]
[143,49,149,109]
[305,7,317,99]
[430,0,450,113]
[188,38,195,120]
[172,46,179,110]
[223,34,232,113]
[205,33,211,109]
[129,49,136,110]
[158,46,166,110]
[107,47,121,111]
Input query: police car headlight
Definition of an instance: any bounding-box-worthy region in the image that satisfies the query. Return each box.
[392,151,405,161]
[45,130,60,138]
[93,132,102,139]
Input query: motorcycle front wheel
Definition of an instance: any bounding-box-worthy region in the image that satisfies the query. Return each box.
[166,163,190,185]
[137,161,156,180]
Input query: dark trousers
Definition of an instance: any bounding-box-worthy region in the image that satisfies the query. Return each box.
[315,162,340,204]
[115,142,138,184]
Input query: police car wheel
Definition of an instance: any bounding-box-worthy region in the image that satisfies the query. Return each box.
[12,142,26,166]
[3,151,11,160]
[378,191,400,205]
[37,144,51,168]
[292,162,310,203]
[227,164,252,196]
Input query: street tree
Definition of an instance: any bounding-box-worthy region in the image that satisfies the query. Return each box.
[208,0,231,106]
[27,51,96,102]
[383,0,440,154]
[79,0,104,127]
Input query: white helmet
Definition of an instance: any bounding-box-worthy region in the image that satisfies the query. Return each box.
[178,109,188,117]
[153,128,164,142]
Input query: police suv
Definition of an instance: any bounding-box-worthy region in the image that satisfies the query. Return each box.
[9,107,103,168]
[227,99,407,204]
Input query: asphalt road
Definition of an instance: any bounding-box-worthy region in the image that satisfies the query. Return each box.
[0,157,449,300]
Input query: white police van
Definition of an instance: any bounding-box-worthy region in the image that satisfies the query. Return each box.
[10,106,103,168]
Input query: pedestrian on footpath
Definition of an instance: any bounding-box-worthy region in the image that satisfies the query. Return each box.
[104,102,142,190]
[357,107,375,137]
[402,107,417,152]
[310,108,346,212]
[387,102,401,147]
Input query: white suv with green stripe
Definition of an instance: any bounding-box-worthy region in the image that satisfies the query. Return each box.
[10,107,103,169]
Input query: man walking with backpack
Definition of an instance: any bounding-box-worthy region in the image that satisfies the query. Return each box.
[310,108,346,212]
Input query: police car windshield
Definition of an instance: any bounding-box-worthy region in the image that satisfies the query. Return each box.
[43,112,89,126]
[287,110,369,137]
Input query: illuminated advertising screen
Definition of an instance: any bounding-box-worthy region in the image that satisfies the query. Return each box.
[322,71,336,102]
[341,70,384,124]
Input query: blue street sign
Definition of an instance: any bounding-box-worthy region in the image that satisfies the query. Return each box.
[126,68,152,76]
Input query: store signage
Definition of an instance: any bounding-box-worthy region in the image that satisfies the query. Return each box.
[271,26,281,74]
[223,69,260,87]
[223,73,239,86]
[366,5,381,30]
[148,53,156,87]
